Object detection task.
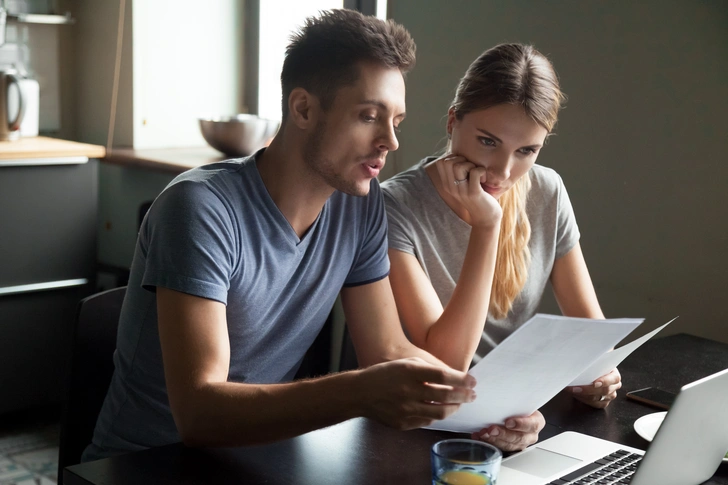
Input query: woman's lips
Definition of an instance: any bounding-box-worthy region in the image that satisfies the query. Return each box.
[482,183,502,196]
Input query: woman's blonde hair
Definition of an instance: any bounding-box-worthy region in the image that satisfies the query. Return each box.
[449,43,566,319]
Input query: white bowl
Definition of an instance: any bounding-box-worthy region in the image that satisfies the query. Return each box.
[199,114,279,157]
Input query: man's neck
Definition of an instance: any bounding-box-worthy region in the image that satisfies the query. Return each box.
[256,137,335,239]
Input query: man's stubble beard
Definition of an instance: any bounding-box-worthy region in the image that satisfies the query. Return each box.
[302,119,369,197]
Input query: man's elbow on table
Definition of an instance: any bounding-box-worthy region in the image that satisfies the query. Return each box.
[167,383,238,448]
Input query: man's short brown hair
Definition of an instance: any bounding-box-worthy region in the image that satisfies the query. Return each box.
[280,9,416,120]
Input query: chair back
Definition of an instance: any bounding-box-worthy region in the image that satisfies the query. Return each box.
[339,325,359,372]
[57,286,126,482]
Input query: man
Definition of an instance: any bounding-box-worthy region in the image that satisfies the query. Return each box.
[83,9,477,461]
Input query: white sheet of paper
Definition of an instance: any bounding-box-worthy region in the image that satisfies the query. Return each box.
[427,314,644,433]
[568,317,677,386]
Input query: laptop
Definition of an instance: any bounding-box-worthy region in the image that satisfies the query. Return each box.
[499,367,728,485]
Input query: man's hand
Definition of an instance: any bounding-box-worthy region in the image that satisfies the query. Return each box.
[565,368,622,409]
[472,410,545,452]
[357,357,477,430]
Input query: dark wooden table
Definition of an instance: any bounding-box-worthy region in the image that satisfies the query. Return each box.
[65,333,728,484]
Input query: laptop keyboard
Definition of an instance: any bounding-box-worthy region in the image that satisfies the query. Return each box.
[548,449,642,484]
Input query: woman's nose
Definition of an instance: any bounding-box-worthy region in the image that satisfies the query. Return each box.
[488,154,511,183]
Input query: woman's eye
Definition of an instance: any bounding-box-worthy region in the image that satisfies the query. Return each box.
[518,147,537,155]
[478,137,496,147]
[393,125,401,134]
[362,115,376,122]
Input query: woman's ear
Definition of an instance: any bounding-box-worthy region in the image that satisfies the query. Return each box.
[288,88,319,130]
[446,108,457,138]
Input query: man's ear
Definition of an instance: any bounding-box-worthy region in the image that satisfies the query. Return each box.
[288,88,319,130]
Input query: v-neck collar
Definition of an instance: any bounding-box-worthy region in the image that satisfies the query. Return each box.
[248,153,327,250]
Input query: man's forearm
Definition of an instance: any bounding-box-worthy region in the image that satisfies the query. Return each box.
[173,370,365,447]
[173,355,476,448]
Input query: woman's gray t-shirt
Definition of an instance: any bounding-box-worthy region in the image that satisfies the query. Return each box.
[382,158,579,364]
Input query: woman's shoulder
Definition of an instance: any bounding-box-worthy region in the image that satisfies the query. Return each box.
[381,158,443,229]
[529,163,563,184]
[528,164,567,197]
[381,157,433,200]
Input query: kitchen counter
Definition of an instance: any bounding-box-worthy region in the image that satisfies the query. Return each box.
[0,136,105,161]
[104,146,231,174]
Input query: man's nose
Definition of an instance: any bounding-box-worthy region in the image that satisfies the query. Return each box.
[378,124,399,152]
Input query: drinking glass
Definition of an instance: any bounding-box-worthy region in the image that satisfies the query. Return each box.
[431,439,502,485]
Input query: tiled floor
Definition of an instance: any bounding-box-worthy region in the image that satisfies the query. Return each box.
[0,409,59,485]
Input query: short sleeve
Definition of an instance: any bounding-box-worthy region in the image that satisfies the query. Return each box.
[139,180,237,304]
[343,180,390,287]
[554,174,581,259]
[382,187,416,255]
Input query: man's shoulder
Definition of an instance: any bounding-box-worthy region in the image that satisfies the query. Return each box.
[323,180,385,241]
[145,157,265,234]
[169,157,252,190]
[160,156,261,206]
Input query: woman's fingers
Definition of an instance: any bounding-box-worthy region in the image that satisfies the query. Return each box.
[466,166,487,193]
[436,154,473,189]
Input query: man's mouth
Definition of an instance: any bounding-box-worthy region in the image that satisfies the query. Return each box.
[363,156,385,170]
[361,157,385,178]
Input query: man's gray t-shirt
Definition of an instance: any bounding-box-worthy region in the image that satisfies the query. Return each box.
[382,158,579,364]
[84,151,389,460]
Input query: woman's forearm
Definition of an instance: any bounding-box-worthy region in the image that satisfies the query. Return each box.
[422,225,500,371]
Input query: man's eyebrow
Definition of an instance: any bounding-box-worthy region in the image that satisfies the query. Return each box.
[360,99,406,119]
[477,128,542,149]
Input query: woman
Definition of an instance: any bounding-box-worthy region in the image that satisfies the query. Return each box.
[381,43,620,451]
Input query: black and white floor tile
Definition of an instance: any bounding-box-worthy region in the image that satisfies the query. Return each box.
[0,423,58,485]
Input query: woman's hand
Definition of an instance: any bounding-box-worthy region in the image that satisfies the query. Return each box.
[565,368,622,409]
[434,154,502,229]
[471,410,545,451]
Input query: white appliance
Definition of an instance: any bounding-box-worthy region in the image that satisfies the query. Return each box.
[7,76,39,137]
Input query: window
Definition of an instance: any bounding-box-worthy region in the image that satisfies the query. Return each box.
[254,0,387,121]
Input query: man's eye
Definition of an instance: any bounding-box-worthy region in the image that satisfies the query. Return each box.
[478,137,496,146]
